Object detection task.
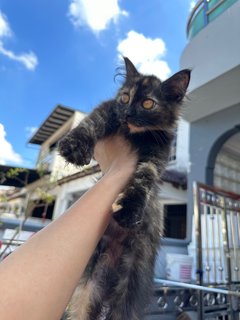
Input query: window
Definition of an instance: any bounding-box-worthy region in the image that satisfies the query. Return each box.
[31,200,55,220]
[66,191,86,209]
[214,151,240,194]
[169,135,177,162]
[164,204,187,239]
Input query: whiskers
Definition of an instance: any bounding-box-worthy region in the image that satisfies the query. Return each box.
[149,129,164,147]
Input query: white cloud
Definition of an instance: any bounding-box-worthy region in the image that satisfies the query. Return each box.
[0,42,38,70]
[117,30,171,80]
[0,123,23,165]
[0,10,38,71]
[189,1,197,11]
[68,0,128,33]
[25,126,37,138]
[0,11,12,38]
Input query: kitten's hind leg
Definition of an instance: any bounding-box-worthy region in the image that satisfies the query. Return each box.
[68,278,106,320]
[105,241,155,320]
[67,244,106,320]
[113,162,159,228]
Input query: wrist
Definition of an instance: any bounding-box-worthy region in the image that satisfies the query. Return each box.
[102,167,133,192]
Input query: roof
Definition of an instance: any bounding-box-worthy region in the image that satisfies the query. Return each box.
[0,165,41,188]
[57,165,100,185]
[58,165,187,189]
[28,105,76,145]
[162,170,187,190]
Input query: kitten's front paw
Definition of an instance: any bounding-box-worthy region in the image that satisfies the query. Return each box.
[58,133,93,166]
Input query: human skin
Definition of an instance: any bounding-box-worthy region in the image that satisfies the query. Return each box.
[0,135,137,320]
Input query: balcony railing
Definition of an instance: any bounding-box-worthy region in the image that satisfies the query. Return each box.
[37,150,54,172]
[187,0,239,39]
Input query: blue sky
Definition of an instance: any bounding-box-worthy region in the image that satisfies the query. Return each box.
[0,0,195,168]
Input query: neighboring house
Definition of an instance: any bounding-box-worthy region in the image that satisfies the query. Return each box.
[0,166,43,217]
[0,188,25,216]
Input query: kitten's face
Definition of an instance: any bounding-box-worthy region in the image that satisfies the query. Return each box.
[116,57,191,133]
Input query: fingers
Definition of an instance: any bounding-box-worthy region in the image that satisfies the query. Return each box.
[93,135,136,174]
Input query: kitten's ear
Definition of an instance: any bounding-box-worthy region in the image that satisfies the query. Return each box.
[161,69,191,102]
[124,57,140,78]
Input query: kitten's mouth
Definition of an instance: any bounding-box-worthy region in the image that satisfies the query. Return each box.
[127,121,163,133]
[127,122,146,133]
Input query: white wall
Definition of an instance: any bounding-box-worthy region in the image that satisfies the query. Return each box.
[176,119,190,172]
[181,1,240,92]
[159,182,187,203]
[180,1,240,122]
[168,119,190,173]
[37,111,87,181]
[53,172,101,219]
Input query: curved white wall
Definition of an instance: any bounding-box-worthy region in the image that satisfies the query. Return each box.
[180,1,240,121]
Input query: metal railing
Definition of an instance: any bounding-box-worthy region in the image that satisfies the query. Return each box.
[194,182,240,319]
[187,0,239,39]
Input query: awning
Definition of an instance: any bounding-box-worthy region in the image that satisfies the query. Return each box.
[28,105,76,145]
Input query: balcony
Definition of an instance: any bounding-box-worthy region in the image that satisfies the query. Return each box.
[37,149,55,172]
[187,0,239,39]
[181,0,240,122]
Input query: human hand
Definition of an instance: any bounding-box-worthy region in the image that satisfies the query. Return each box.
[93,135,137,178]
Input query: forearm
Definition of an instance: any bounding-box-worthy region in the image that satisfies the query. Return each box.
[0,170,130,320]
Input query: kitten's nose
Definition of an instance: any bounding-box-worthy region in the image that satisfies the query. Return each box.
[125,112,134,121]
[125,115,134,124]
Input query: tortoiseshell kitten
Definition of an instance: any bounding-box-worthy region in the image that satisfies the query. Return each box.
[58,57,190,320]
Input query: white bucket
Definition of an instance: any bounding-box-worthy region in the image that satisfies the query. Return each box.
[166,253,193,283]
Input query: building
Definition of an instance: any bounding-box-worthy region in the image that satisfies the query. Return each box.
[146,1,240,319]
[181,0,240,213]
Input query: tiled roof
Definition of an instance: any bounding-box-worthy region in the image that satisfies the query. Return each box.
[57,165,187,189]
[162,169,187,189]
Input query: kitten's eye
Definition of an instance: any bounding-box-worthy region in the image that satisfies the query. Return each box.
[120,93,130,104]
[142,99,155,110]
